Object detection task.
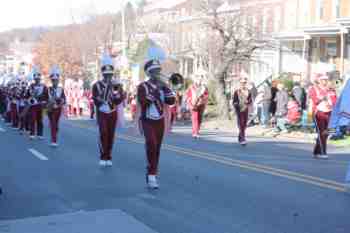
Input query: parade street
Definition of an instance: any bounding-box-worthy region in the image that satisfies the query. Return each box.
[0,118,349,233]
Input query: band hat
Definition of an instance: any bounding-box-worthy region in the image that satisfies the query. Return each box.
[319,74,329,80]
[101,53,114,74]
[144,59,161,74]
[111,78,121,86]
[240,77,249,83]
[49,65,61,80]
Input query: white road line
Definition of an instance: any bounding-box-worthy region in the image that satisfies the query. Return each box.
[28,148,49,161]
[0,127,6,132]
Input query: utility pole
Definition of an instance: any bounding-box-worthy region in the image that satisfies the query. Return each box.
[121,0,127,59]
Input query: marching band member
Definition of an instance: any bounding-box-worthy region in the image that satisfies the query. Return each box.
[84,89,95,120]
[47,66,66,147]
[169,91,181,132]
[309,74,337,159]
[186,69,209,138]
[137,59,176,189]
[26,67,48,140]
[0,85,6,120]
[92,54,125,167]
[18,80,29,134]
[64,79,74,117]
[10,80,20,129]
[129,93,137,121]
[232,75,252,146]
[4,84,12,125]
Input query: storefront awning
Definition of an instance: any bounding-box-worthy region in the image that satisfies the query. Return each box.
[336,18,350,28]
[275,22,350,42]
[303,25,342,36]
[273,31,305,41]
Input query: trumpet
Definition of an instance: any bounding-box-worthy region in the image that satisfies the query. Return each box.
[159,73,184,90]
[47,89,61,111]
[28,88,39,105]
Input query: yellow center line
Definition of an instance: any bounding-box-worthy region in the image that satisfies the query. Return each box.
[119,134,346,192]
[67,121,347,193]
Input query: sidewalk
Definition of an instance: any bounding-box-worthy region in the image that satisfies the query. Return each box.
[202,119,317,143]
[0,209,157,233]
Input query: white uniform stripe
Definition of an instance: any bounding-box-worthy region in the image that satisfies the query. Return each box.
[28,148,49,161]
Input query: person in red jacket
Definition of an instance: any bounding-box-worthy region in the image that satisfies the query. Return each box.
[186,69,209,138]
[287,96,301,125]
[309,74,337,159]
[232,76,252,145]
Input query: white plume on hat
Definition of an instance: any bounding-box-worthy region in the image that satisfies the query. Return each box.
[100,53,114,74]
[31,65,41,75]
[49,65,61,79]
[195,67,207,77]
[26,72,34,82]
[101,53,113,67]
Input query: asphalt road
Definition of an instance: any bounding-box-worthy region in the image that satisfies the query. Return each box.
[0,117,349,233]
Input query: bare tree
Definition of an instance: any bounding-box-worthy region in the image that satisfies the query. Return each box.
[195,0,275,120]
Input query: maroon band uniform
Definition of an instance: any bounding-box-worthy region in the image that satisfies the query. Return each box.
[47,86,66,144]
[233,88,252,144]
[137,80,175,177]
[26,83,48,137]
[92,80,124,162]
[309,76,337,157]
[186,84,209,138]
[9,85,20,129]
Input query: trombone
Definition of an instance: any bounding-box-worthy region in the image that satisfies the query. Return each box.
[159,73,184,91]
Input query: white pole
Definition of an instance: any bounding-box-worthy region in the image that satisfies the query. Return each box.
[121,1,127,59]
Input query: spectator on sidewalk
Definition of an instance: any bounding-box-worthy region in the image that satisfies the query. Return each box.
[287,95,302,125]
[255,82,271,128]
[292,82,307,111]
[274,83,289,134]
[247,82,257,126]
[270,80,278,118]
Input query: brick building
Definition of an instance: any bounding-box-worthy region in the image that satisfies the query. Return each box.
[275,0,350,80]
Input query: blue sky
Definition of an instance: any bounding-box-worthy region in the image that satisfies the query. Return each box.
[0,0,129,32]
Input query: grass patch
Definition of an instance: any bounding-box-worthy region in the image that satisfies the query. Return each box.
[329,136,350,147]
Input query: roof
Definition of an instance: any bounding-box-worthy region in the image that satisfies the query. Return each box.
[144,0,188,13]
[303,25,342,35]
[273,31,307,41]
[217,1,240,13]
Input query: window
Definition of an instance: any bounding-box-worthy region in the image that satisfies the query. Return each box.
[262,8,269,34]
[252,15,257,30]
[316,0,325,21]
[274,6,281,32]
[333,0,341,18]
[301,0,310,25]
[326,39,337,57]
